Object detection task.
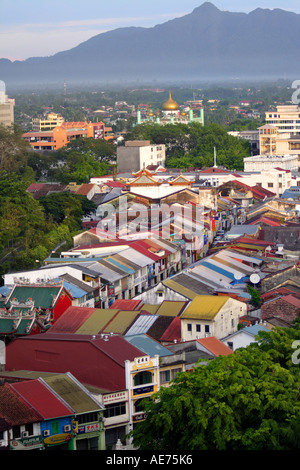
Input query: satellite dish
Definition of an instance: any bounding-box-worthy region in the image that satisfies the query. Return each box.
[234,272,243,280]
[250,273,260,285]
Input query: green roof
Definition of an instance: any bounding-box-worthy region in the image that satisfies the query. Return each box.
[102,310,140,335]
[43,374,104,413]
[141,304,160,314]
[75,309,119,334]
[155,301,187,317]
[162,279,198,300]
[7,285,62,309]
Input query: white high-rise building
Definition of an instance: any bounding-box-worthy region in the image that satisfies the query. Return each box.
[265,104,300,135]
[117,141,166,173]
[0,81,14,128]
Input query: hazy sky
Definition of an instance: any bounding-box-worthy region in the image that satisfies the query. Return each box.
[1,0,300,61]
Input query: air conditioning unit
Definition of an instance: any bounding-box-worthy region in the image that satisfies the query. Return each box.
[64,425,71,432]
[43,430,50,437]
[22,431,29,438]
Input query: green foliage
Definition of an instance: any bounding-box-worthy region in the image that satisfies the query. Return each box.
[0,124,32,173]
[64,137,115,161]
[39,192,96,228]
[0,171,95,275]
[125,122,250,170]
[45,139,113,184]
[130,325,300,450]
[247,285,261,307]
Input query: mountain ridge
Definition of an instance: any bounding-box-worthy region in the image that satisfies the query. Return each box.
[1,2,300,85]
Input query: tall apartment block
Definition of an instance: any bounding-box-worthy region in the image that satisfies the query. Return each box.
[259,105,300,159]
[0,81,14,128]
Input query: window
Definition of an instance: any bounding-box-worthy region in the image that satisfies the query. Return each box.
[187,323,192,332]
[171,368,182,379]
[268,183,274,188]
[134,371,152,386]
[196,324,201,332]
[231,319,235,328]
[51,421,60,435]
[134,398,147,413]
[25,423,33,436]
[104,402,126,418]
[12,426,21,439]
[78,412,99,425]
[160,370,171,383]
[205,325,210,333]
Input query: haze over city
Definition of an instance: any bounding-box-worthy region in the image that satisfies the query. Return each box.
[1,0,300,60]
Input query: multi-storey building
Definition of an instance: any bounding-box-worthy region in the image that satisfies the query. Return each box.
[259,105,300,161]
[22,121,113,151]
[31,112,65,131]
[265,105,300,135]
[0,81,14,128]
[117,141,166,172]
[243,154,299,172]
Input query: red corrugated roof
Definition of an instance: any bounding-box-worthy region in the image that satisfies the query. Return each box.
[160,317,181,342]
[199,168,231,174]
[110,299,143,310]
[248,216,281,226]
[49,306,97,334]
[274,167,290,173]
[105,181,125,188]
[76,184,96,195]
[129,240,161,261]
[0,384,41,426]
[9,380,74,419]
[231,236,275,246]
[230,180,268,199]
[261,287,296,299]
[197,337,233,357]
[88,227,118,239]
[6,333,146,391]
[252,185,276,197]
[27,183,45,192]
[282,294,300,308]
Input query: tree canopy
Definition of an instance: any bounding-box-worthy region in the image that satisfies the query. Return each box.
[0,124,33,173]
[125,122,250,171]
[28,137,114,183]
[130,323,300,451]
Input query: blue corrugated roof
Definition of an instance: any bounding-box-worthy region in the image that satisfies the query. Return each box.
[62,281,87,299]
[125,334,173,357]
[243,324,269,336]
[106,257,135,274]
[0,286,11,297]
[201,261,236,281]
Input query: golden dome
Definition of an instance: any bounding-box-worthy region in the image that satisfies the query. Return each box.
[162,93,179,111]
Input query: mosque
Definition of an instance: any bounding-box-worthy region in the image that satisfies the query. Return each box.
[136,92,204,126]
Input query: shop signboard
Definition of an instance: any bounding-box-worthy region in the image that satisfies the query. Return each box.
[44,433,72,446]
[10,436,43,451]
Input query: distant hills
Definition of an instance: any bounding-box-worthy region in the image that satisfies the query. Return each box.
[2,2,300,86]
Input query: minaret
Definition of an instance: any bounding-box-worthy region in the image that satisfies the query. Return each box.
[213,147,217,167]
